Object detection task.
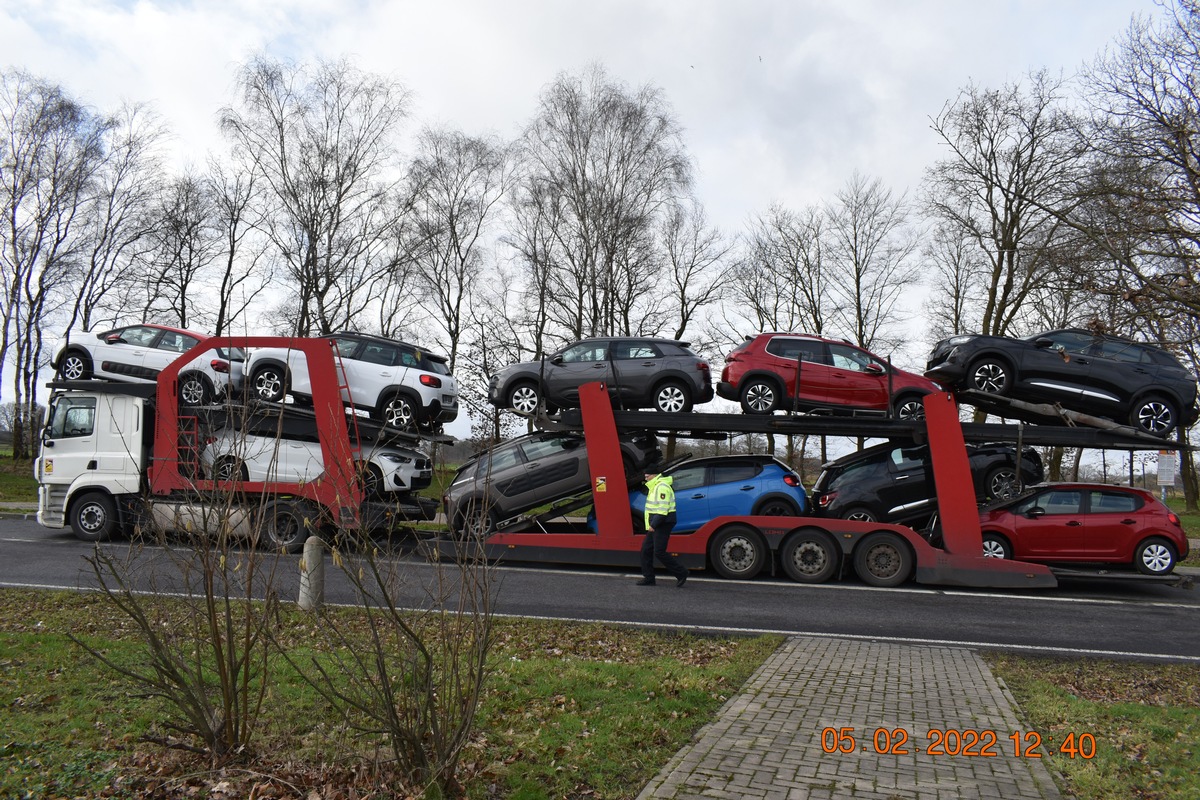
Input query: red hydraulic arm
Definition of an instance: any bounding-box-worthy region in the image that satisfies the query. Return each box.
[149,336,362,529]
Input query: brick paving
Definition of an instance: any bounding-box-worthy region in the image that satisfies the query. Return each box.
[638,637,1063,800]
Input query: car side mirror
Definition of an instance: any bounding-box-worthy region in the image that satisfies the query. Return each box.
[1025,507,1046,518]
[865,363,885,374]
[1033,338,1054,349]
[106,334,125,344]
[551,355,564,365]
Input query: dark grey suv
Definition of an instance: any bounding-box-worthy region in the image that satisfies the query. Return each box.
[443,430,660,536]
[487,337,714,415]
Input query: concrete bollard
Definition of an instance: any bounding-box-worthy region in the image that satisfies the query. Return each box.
[298,535,325,612]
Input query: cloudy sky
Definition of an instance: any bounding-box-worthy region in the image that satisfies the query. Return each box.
[2,0,1163,237]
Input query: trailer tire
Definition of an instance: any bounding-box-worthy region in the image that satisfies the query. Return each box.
[709,524,767,579]
[1134,537,1177,575]
[69,491,117,542]
[853,531,914,588]
[780,529,838,583]
[260,501,310,554]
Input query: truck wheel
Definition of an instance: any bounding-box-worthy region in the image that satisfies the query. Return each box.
[69,492,117,542]
[780,530,838,583]
[709,524,767,579]
[179,373,212,406]
[58,349,94,381]
[1134,537,1177,575]
[853,532,913,588]
[260,501,309,554]
[251,366,288,403]
[981,532,1012,559]
[381,393,418,431]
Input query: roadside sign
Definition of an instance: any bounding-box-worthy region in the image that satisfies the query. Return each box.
[1158,450,1177,487]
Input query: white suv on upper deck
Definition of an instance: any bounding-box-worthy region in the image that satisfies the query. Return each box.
[245,332,459,431]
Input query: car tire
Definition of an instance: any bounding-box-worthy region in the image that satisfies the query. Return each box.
[213,456,247,482]
[967,357,1012,395]
[58,349,93,381]
[653,380,693,413]
[507,381,542,416]
[780,529,839,583]
[69,491,117,542]
[251,366,288,403]
[455,499,497,539]
[853,531,914,588]
[708,524,767,579]
[753,497,801,517]
[740,378,781,415]
[892,393,926,420]
[179,373,212,406]
[981,532,1012,559]
[259,500,311,554]
[1134,537,1177,575]
[841,506,878,523]
[984,467,1020,501]
[1131,395,1177,438]
[381,392,418,431]
[361,463,386,499]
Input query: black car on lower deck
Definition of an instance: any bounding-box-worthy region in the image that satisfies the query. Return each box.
[810,441,1044,528]
[925,328,1198,438]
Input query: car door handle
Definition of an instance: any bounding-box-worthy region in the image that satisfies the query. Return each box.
[641,361,655,366]
[1121,519,1137,525]
[895,475,910,481]
[740,485,755,491]
[691,493,706,499]
[1074,357,1089,365]
[1066,520,1082,526]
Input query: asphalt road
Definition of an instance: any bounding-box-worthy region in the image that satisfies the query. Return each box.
[2,517,1197,663]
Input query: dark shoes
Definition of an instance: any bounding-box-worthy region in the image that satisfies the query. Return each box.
[676,573,688,588]
[636,578,656,586]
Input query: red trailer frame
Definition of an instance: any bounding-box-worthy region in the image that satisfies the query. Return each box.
[475,382,1058,589]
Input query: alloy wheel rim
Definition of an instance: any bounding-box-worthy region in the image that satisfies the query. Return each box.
[972,363,1006,393]
[658,387,686,413]
[511,386,539,415]
[746,384,774,412]
[1138,402,1172,435]
[1142,544,1172,572]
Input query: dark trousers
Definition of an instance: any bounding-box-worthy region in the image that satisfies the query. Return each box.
[641,513,687,580]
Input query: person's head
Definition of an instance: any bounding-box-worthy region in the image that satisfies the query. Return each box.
[644,471,657,483]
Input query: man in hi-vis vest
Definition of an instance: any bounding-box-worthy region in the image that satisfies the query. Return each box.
[637,470,689,587]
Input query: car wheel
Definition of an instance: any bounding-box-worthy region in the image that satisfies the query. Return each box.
[1131,395,1177,438]
[259,501,311,554]
[753,497,800,517]
[58,349,93,381]
[382,393,418,431]
[841,506,878,523]
[456,500,497,539]
[780,530,839,583]
[251,366,287,403]
[892,393,926,420]
[967,358,1011,395]
[507,381,542,416]
[1134,537,1177,575]
[708,524,767,579]
[653,380,693,413]
[69,491,117,542]
[985,467,1020,500]
[981,532,1012,559]
[740,379,781,415]
[213,456,247,483]
[361,463,386,499]
[178,373,212,406]
[853,531,914,588]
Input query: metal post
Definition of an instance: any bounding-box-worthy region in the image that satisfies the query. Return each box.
[298,535,325,612]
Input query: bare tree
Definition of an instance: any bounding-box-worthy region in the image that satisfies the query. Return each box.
[219,56,411,335]
[654,201,734,341]
[923,71,1084,338]
[206,157,272,335]
[513,64,692,339]
[137,171,220,327]
[825,172,919,352]
[405,128,510,369]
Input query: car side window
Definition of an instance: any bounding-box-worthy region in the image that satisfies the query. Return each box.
[559,343,608,363]
[478,446,522,476]
[1094,340,1150,364]
[115,326,160,348]
[1088,490,1141,513]
[708,462,761,484]
[669,465,707,491]
[330,337,361,360]
[398,348,420,367]
[1038,489,1082,515]
[766,338,825,364]
[828,344,877,372]
[519,436,574,461]
[889,448,926,472]
[157,333,199,353]
[48,397,97,438]
[1043,332,1095,355]
[614,342,660,359]
[361,343,397,366]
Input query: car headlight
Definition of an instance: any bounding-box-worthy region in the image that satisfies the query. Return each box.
[380,454,412,464]
[944,335,976,346]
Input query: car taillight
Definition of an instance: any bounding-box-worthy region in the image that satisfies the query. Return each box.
[1169,512,1181,526]
[816,492,836,508]
[725,353,740,362]
[211,359,230,373]
[421,374,442,388]
[783,474,800,487]
[697,361,710,371]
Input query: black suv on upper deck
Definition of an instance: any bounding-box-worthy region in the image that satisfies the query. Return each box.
[925,329,1199,437]
[488,337,714,414]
